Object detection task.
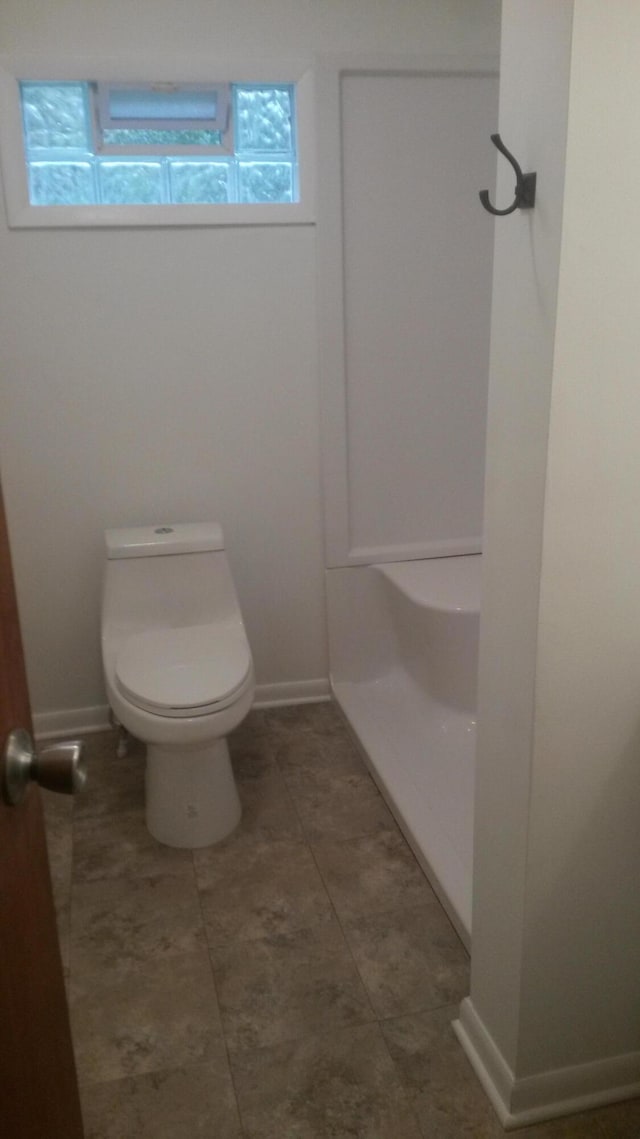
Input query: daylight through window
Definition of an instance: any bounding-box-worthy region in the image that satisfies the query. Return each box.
[20,81,298,206]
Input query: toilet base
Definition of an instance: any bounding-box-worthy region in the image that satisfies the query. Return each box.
[145,738,241,848]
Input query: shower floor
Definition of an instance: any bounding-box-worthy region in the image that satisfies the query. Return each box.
[42,702,634,1137]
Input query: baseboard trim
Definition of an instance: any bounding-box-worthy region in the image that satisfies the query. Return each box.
[34,704,112,741]
[454,997,640,1130]
[453,998,515,1126]
[33,680,331,739]
[253,678,331,708]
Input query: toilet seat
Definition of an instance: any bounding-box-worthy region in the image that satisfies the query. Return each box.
[115,622,252,718]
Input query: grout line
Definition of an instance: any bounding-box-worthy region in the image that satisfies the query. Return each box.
[195,869,249,1138]
[376,998,464,1026]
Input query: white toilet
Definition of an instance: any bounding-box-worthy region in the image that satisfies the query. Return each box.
[101,522,255,848]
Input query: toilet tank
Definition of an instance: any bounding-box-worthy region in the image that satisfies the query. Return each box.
[102,523,239,635]
[105,522,224,559]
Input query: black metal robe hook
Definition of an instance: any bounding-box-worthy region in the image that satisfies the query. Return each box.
[479,133,537,216]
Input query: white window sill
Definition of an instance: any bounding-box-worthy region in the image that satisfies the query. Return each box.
[5,201,315,228]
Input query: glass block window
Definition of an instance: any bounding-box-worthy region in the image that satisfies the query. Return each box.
[19,81,297,206]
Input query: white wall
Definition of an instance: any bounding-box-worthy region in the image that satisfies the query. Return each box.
[0,0,500,722]
[0,1,500,60]
[520,0,640,1075]
[470,0,574,1073]
[460,0,640,1125]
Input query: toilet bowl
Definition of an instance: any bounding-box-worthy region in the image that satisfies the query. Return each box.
[101,522,255,848]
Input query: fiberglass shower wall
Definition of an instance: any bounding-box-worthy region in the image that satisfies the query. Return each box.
[318,63,498,567]
[317,60,498,941]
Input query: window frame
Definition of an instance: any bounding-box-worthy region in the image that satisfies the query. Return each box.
[92,81,234,157]
[0,55,315,227]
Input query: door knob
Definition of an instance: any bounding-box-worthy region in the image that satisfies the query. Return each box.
[2,728,87,806]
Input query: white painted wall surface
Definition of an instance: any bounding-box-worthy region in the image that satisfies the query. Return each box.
[0,1,500,60]
[470,0,574,1073]
[0,0,500,721]
[520,0,640,1075]
[462,0,640,1124]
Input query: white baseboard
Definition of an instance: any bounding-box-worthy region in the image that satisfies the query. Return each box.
[253,678,331,707]
[32,679,331,740]
[454,997,640,1130]
[34,704,113,741]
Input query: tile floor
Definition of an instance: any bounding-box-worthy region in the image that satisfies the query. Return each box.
[42,701,640,1138]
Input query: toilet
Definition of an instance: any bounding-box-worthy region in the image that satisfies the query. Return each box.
[101,522,255,848]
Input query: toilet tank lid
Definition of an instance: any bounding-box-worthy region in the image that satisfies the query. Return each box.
[105,522,224,559]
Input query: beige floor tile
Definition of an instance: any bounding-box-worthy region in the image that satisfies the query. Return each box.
[283,765,397,842]
[41,788,74,975]
[76,729,127,762]
[70,871,206,980]
[195,836,334,947]
[261,700,352,746]
[383,1008,618,1138]
[73,810,193,883]
[55,900,72,976]
[233,700,364,781]
[381,1004,505,1138]
[211,918,375,1054]
[229,708,276,749]
[231,1022,423,1138]
[70,951,223,1085]
[516,1098,640,1138]
[230,743,278,779]
[589,1096,640,1137]
[230,745,305,844]
[41,784,74,826]
[522,1112,617,1137]
[74,740,146,821]
[42,788,74,909]
[66,709,581,1139]
[343,903,469,1017]
[312,827,436,920]
[80,1055,243,1139]
[275,730,366,778]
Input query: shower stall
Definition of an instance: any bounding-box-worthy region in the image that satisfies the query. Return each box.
[317,57,498,944]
